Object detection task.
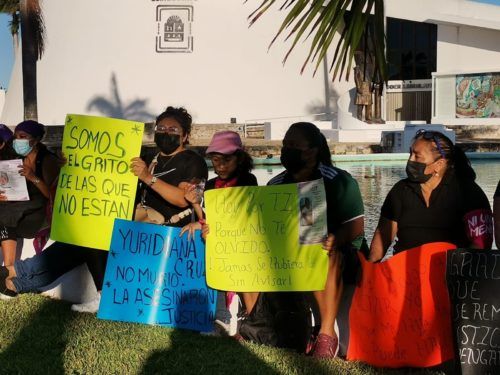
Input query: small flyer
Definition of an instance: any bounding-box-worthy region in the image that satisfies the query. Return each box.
[297,179,327,245]
[0,159,29,201]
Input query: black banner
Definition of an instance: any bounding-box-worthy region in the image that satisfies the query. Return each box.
[446,249,500,375]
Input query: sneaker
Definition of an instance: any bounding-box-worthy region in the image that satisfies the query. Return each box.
[311,333,339,359]
[71,293,101,313]
[0,266,18,300]
[227,294,239,336]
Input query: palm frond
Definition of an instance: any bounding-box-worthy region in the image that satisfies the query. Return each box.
[249,0,387,82]
[9,11,20,36]
[86,97,121,118]
[0,0,19,13]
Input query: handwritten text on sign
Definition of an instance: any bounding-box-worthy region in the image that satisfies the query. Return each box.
[50,114,144,250]
[347,242,457,368]
[204,181,329,292]
[98,220,216,332]
[447,249,500,375]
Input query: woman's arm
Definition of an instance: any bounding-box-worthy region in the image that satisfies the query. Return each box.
[20,157,57,199]
[461,182,494,249]
[463,208,493,249]
[131,157,188,208]
[369,217,398,262]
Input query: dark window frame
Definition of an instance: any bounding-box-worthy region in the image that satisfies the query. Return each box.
[386,17,437,80]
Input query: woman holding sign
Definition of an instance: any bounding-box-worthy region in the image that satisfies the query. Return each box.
[1,107,208,310]
[263,122,366,358]
[369,130,493,261]
[0,121,60,267]
[182,130,259,336]
[131,106,208,227]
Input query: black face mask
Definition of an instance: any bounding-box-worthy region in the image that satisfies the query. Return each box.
[406,160,433,183]
[280,147,306,173]
[155,133,181,155]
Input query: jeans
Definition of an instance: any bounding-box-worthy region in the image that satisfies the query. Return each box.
[215,291,232,324]
[12,242,108,293]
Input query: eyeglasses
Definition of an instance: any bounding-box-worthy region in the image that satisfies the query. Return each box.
[415,129,446,159]
[209,155,236,164]
[155,126,182,135]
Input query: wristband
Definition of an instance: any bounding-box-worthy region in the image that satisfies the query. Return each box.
[149,176,157,186]
[33,177,41,184]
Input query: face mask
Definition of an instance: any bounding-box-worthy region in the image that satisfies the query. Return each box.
[406,160,433,183]
[154,133,181,155]
[280,147,306,173]
[13,139,33,156]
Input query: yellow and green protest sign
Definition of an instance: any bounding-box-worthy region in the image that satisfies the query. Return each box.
[51,114,144,250]
[205,180,329,292]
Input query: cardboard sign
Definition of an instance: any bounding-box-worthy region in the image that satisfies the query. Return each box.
[204,181,329,292]
[446,248,500,375]
[98,219,216,332]
[51,114,144,250]
[347,242,457,368]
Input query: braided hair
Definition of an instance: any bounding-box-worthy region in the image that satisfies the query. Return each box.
[414,130,476,181]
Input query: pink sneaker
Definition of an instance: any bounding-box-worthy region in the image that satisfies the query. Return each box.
[311,333,339,359]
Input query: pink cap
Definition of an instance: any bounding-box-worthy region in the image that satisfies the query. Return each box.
[206,131,243,155]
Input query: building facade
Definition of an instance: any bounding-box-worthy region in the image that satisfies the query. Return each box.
[1,0,499,141]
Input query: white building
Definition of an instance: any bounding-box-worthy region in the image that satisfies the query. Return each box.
[1,0,499,142]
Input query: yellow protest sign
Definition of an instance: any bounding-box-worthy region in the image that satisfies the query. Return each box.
[205,180,329,292]
[51,114,144,250]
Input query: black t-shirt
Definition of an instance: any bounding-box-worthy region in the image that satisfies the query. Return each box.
[204,172,258,191]
[141,149,208,227]
[381,170,491,252]
[495,180,500,198]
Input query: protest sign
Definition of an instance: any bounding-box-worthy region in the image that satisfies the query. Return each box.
[204,180,329,292]
[446,248,500,375]
[98,219,216,332]
[0,159,29,201]
[51,114,144,250]
[347,242,457,368]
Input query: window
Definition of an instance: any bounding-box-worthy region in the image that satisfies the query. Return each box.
[386,18,437,80]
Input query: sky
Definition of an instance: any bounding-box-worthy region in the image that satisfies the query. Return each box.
[470,0,500,5]
[0,13,15,90]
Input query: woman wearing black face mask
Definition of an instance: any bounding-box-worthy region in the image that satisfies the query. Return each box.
[131,106,208,226]
[253,122,366,359]
[369,130,493,262]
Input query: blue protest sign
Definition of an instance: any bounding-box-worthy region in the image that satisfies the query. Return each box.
[98,219,216,332]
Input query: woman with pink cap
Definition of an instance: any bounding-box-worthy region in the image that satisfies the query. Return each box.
[182,130,258,335]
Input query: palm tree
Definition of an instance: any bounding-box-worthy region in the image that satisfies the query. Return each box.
[87,73,156,122]
[0,0,45,121]
[0,0,19,50]
[248,0,387,82]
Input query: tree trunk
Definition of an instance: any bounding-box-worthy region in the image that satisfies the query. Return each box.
[20,0,38,121]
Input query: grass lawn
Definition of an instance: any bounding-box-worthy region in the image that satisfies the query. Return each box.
[0,294,446,374]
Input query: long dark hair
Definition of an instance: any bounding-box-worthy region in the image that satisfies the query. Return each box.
[288,122,332,167]
[234,149,254,175]
[156,106,192,135]
[413,130,476,181]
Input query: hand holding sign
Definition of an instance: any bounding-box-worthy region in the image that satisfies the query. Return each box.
[51,115,144,250]
[204,180,329,292]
